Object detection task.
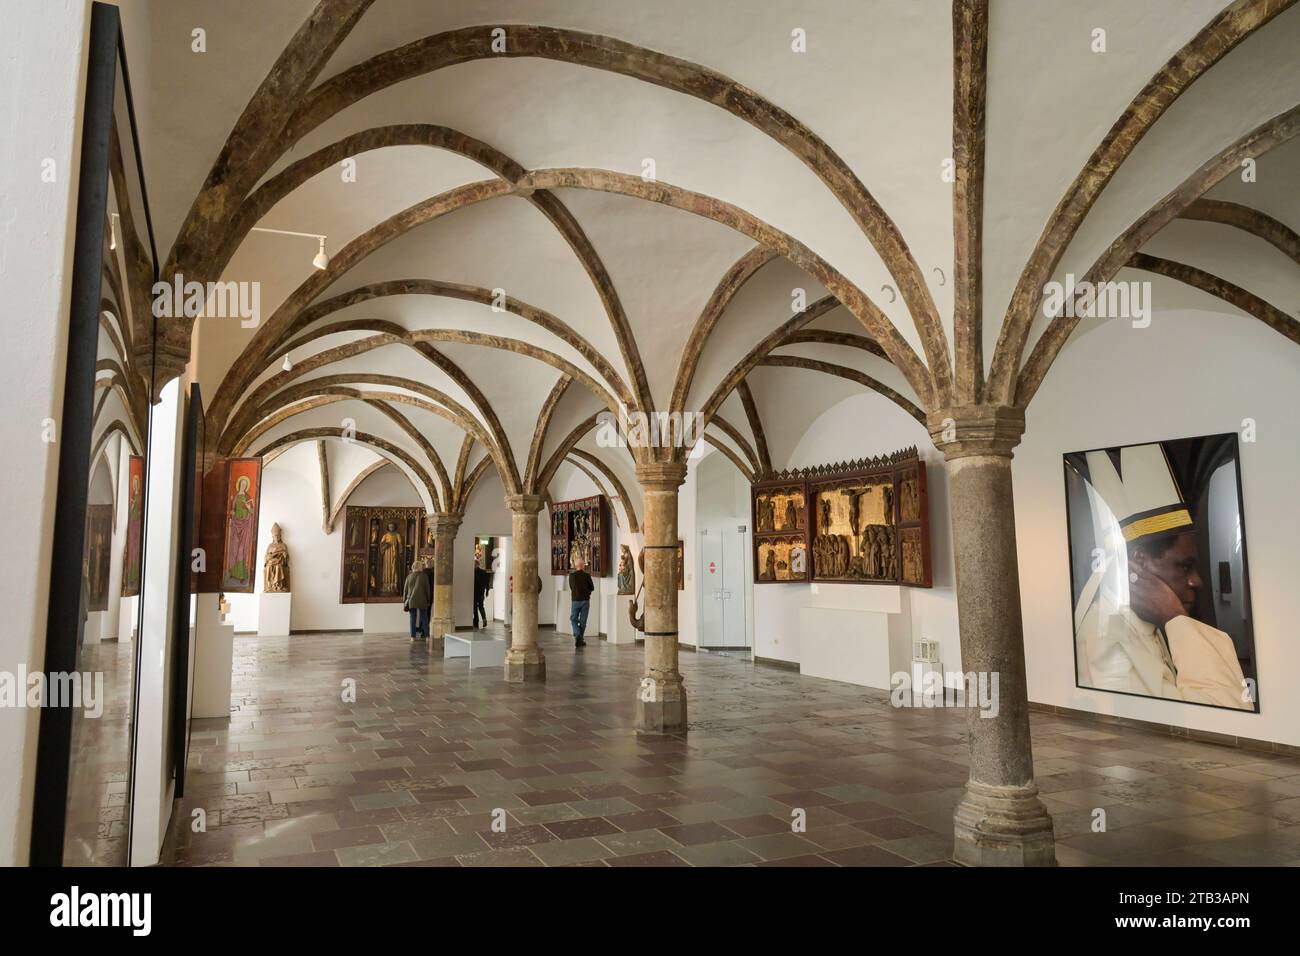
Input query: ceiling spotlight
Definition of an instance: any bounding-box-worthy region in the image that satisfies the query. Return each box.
[282,354,293,372]
[249,226,331,270]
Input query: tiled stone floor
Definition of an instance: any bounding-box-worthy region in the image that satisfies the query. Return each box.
[161,626,1300,867]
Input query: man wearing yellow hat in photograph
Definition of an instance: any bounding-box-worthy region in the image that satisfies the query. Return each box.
[1072,443,1252,711]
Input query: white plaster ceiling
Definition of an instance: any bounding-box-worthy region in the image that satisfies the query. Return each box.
[134,0,1298,503]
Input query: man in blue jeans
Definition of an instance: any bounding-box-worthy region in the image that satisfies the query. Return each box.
[568,556,595,649]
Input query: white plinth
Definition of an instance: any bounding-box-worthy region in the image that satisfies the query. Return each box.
[84,610,104,644]
[797,605,893,690]
[258,591,292,637]
[556,581,600,636]
[117,594,138,641]
[193,593,234,719]
[225,592,258,633]
[444,632,508,669]
[363,602,410,634]
[605,594,638,644]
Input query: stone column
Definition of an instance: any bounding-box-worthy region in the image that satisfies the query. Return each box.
[428,512,462,654]
[503,494,545,683]
[635,462,688,734]
[928,405,1055,866]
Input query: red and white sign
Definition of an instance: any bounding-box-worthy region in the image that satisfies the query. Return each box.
[708,562,717,575]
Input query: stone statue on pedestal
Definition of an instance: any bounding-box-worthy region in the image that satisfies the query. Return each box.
[617,545,635,595]
[263,522,290,593]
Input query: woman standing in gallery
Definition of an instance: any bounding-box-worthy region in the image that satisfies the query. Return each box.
[403,559,432,641]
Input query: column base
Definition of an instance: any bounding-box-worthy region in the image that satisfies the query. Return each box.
[429,616,452,655]
[504,646,546,683]
[952,779,1056,867]
[635,677,688,735]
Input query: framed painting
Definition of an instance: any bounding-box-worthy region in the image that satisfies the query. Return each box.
[84,504,113,612]
[120,454,144,596]
[1064,433,1258,713]
[219,457,262,593]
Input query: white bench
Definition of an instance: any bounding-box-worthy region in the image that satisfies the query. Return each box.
[443,632,508,669]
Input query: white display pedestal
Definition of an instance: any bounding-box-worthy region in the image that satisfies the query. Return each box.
[556,581,600,637]
[226,592,258,633]
[117,594,138,641]
[604,594,638,644]
[797,606,893,690]
[258,592,292,637]
[84,610,105,644]
[192,593,234,719]
[444,632,508,669]
[363,602,410,634]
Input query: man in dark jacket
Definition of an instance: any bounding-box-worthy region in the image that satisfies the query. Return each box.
[473,563,491,628]
[403,559,432,640]
[568,557,595,649]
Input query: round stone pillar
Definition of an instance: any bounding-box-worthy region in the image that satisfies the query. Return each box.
[428,512,462,655]
[928,405,1055,867]
[504,494,546,683]
[634,462,688,734]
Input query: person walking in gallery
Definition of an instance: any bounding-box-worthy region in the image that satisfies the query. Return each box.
[568,556,595,649]
[403,558,432,641]
[472,561,491,628]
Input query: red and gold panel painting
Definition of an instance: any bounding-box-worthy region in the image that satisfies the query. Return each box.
[120,455,144,597]
[219,458,262,593]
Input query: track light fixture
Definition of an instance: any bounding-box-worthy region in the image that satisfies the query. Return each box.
[250,226,330,270]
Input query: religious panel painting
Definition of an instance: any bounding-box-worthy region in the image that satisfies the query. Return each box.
[754,483,805,534]
[120,454,144,597]
[757,535,806,583]
[1064,433,1257,713]
[339,505,423,603]
[751,477,810,584]
[677,540,685,591]
[84,504,113,612]
[219,458,263,593]
[550,495,610,575]
[811,472,897,582]
[752,448,931,587]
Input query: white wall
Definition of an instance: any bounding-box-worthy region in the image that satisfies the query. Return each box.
[0,0,91,866]
[130,377,185,865]
[1016,305,1300,748]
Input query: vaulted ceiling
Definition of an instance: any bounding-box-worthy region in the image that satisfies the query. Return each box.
[125,0,1300,516]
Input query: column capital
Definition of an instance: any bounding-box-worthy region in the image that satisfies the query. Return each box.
[505,494,546,515]
[926,404,1025,461]
[635,461,688,490]
[429,512,463,535]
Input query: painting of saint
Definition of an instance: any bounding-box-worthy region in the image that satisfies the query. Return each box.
[379,521,403,593]
[121,455,144,597]
[85,504,113,611]
[220,459,262,592]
